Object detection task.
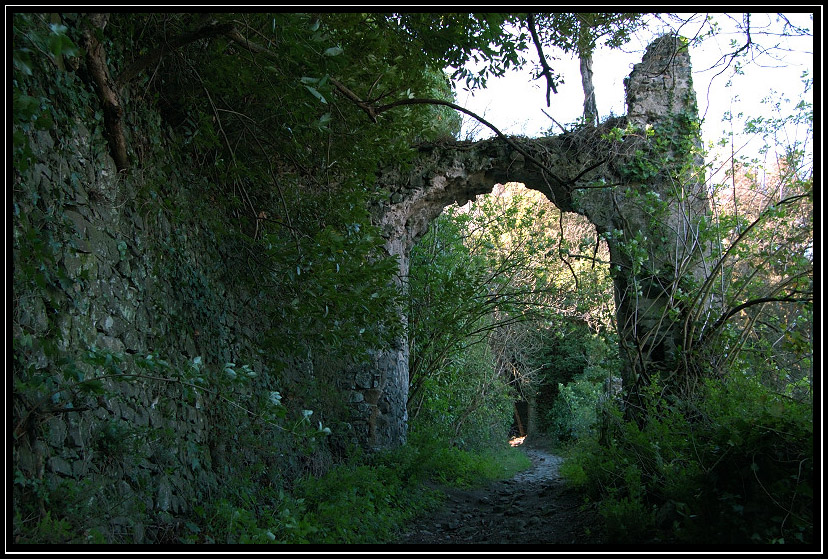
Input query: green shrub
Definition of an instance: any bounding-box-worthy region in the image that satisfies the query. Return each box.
[399,429,531,487]
[692,373,813,544]
[548,374,602,442]
[184,491,318,544]
[542,332,620,443]
[295,461,424,543]
[599,494,655,543]
[408,341,516,452]
[560,372,813,544]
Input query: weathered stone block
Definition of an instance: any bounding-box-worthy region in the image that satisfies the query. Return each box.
[69,418,86,447]
[96,333,125,354]
[117,258,132,277]
[354,368,372,389]
[148,408,164,428]
[93,406,110,421]
[45,416,67,448]
[122,330,141,354]
[363,389,382,405]
[97,315,117,335]
[131,212,144,231]
[155,477,173,511]
[29,344,49,370]
[35,129,55,151]
[87,226,118,261]
[134,407,149,427]
[72,457,89,478]
[48,456,73,476]
[18,296,49,333]
[63,209,90,238]
[15,445,39,476]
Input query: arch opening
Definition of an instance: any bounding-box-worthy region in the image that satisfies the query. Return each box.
[404,181,614,448]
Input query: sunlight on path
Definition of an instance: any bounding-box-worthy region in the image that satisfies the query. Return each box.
[509,435,526,447]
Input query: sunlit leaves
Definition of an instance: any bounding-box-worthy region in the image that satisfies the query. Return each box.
[699,91,813,391]
[391,13,527,91]
[408,183,612,424]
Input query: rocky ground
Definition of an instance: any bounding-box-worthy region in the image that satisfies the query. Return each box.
[395,437,604,546]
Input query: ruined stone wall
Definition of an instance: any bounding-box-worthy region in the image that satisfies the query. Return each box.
[587,35,710,385]
[11,91,336,542]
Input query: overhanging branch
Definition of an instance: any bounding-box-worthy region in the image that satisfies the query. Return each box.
[527,13,558,106]
[92,17,280,172]
[116,21,235,89]
[708,295,812,336]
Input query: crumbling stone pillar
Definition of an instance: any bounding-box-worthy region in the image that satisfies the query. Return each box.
[575,35,710,397]
[343,233,410,450]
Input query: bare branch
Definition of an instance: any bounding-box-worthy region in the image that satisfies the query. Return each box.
[703,294,812,345]
[333,90,571,189]
[541,109,567,133]
[329,77,378,123]
[683,192,811,351]
[526,13,558,106]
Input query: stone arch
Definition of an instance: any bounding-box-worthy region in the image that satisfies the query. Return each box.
[350,35,710,449]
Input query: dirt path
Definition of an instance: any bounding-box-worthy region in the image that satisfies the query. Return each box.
[395,440,602,545]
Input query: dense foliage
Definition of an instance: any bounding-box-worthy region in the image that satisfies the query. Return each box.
[177,436,529,544]
[407,183,614,448]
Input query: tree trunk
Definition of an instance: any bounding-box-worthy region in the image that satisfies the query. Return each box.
[526,393,539,437]
[580,50,598,126]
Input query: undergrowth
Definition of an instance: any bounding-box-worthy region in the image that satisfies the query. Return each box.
[559,373,813,545]
[180,433,531,544]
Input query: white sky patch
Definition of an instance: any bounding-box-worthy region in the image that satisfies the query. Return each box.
[453,12,814,172]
